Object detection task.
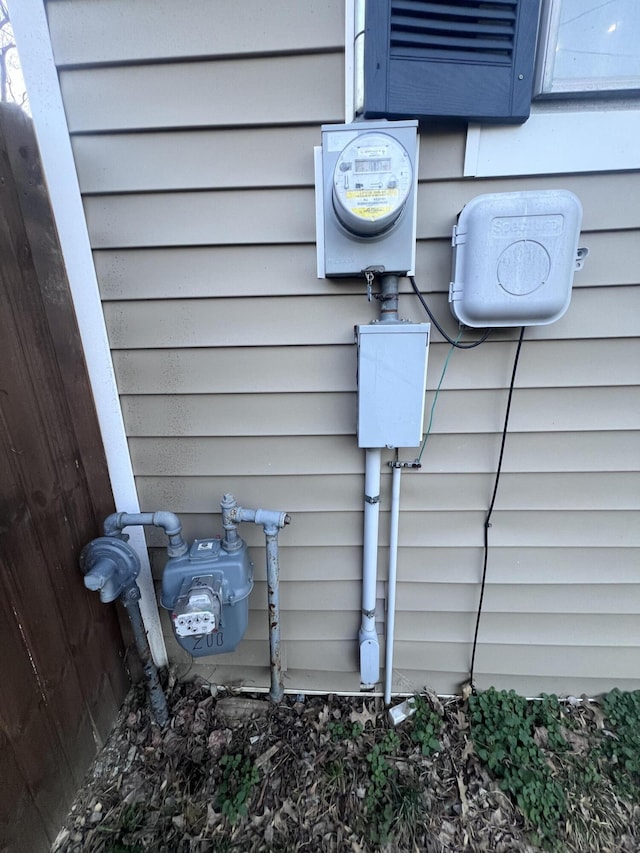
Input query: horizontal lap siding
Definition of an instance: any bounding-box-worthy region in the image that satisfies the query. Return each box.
[82,175,640,246]
[128,432,639,475]
[48,0,345,65]
[120,388,639,435]
[113,339,640,391]
[93,229,636,300]
[47,0,640,696]
[137,473,639,512]
[101,289,639,346]
[59,55,344,132]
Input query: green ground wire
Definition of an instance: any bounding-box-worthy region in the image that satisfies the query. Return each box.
[416,331,463,464]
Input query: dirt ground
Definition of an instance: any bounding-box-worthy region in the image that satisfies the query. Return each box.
[51,675,640,853]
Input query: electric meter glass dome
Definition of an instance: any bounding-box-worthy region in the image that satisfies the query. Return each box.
[332,133,413,236]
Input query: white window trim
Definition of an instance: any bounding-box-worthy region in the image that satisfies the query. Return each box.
[466,0,640,178]
[10,0,168,667]
[465,104,640,177]
[345,0,364,121]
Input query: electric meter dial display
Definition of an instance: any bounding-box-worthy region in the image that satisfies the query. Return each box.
[332,133,413,237]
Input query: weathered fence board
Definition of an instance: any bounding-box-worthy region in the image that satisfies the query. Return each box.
[0,104,128,852]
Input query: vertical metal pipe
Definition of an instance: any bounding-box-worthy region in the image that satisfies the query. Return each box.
[379,274,400,322]
[265,529,284,702]
[359,447,382,686]
[384,464,402,705]
[121,584,169,727]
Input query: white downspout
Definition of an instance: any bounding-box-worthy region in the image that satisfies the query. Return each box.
[359,447,382,687]
[9,0,167,666]
[384,463,402,705]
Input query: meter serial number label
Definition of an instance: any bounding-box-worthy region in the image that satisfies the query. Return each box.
[345,188,398,220]
[357,146,387,158]
[351,205,395,219]
[346,189,398,199]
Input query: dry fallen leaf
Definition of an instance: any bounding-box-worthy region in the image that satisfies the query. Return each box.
[349,702,377,729]
[255,743,280,769]
[457,773,469,817]
[314,703,330,731]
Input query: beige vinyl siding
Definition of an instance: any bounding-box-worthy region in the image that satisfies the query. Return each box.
[59,55,344,132]
[147,545,637,584]
[46,0,640,696]
[82,176,640,247]
[113,339,640,392]
[128,432,639,476]
[101,289,638,347]
[138,510,637,550]
[136,473,638,512]
[94,230,640,300]
[48,0,345,65]
[120,388,638,435]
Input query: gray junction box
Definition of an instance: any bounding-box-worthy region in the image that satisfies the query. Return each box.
[356,323,430,449]
[449,189,584,328]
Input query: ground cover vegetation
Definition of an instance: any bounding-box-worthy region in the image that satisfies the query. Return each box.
[53,677,640,852]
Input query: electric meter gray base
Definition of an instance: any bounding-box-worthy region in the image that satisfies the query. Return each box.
[356,322,430,448]
[161,537,253,657]
[449,189,584,327]
[315,120,419,278]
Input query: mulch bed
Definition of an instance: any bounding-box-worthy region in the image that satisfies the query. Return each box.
[51,675,639,852]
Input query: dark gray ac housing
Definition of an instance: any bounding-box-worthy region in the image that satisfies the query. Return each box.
[362,0,541,124]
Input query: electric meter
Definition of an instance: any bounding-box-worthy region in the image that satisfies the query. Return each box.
[315,120,419,278]
[332,133,413,237]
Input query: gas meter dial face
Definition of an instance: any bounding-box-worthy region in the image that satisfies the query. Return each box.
[332,133,413,237]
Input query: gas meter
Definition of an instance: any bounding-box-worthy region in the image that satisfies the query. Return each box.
[161,536,253,658]
[315,120,419,278]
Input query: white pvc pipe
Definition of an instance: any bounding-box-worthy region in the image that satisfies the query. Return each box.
[359,447,382,686]
[384,464,402,705]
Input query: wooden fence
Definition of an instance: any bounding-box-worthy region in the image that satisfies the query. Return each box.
[0,103,128,853]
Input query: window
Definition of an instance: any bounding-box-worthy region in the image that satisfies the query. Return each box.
[464,0,640,176]
[535,0,640,97]
[344,0,640,176]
